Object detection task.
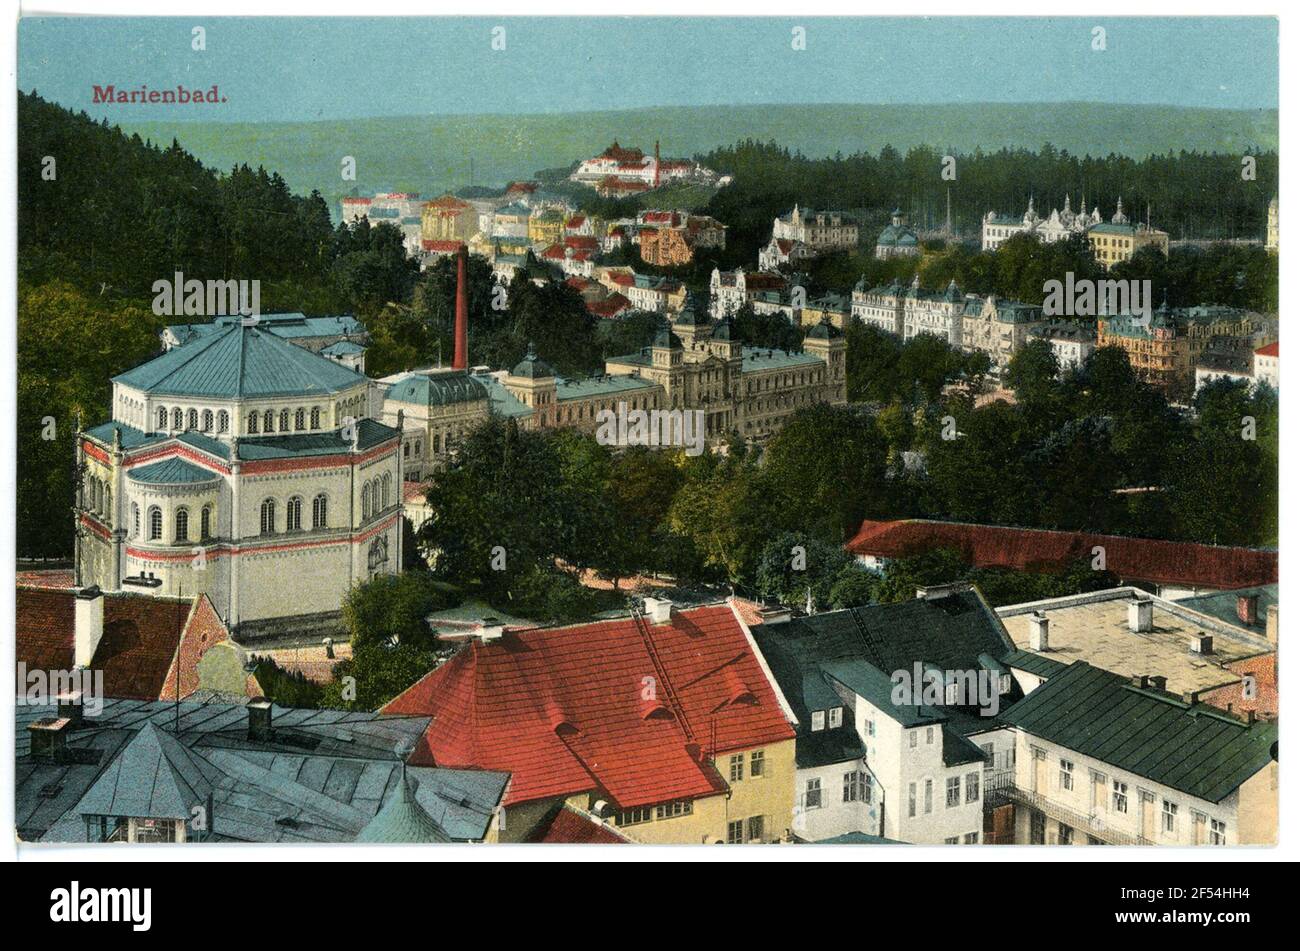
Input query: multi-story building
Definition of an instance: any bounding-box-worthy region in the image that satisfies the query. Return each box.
[902,276,966,346]
[77,322,403,641]
[1266,195,1279,255]
[981,195,1100,252]
[639,213,727,266]
[994,660,1276,845]
[340,193,428,256]
[570,140,716,190]
[383,599,797,844]
[749,586,1022,844]
[492,201,532,242]
[758,236,815,272]
[961,296,1046,370]
[603,268,688,314]
[1097,310,1191,397]
[1195,349,1254,394]
[1255,341,1279,390]
[605,296,847,446]
[709,267,790,318]
[1087,200,1170,269]
[1032,321,1095,373]
[527,206,567,247]
[420,194,477,244]
[799,293,850,331]
[851,278,907,336]
[771,204,858,253]
[874,208,920,260]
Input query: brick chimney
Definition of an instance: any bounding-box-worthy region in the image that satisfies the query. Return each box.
[74,586,105,668]
[1237,594,1259,626]
[453,247,469,370]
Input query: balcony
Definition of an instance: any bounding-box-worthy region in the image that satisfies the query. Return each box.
[983,771,1155,846]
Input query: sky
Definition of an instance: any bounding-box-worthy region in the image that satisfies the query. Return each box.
[18,16,1279,123]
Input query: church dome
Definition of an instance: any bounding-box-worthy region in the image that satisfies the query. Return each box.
[510,343,555,379]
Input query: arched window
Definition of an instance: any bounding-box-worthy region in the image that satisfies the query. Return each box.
[173,408,183,430]
[295,408,305,431]
[200,506,211,540]
[260,498,276,535]
[381,473,391,509]
[368,536,390,573]
[217,411,229,434]
[312,493,327,529]
[286,496,303,532]
[263,410,274,432]
[175,507,189,543]
[103,487,111,526]
[279,409,290,432]
[187,408,198,430]
[148,506,163,541]
[414,440,421,457]
[202,409,213,432]
[132,503,140,538]
[247,411,259,434]
[157,406,169,430]
[310,407,321,429]
[361,483,372,520]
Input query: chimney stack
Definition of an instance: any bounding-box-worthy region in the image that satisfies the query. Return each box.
[1266,604,1278,645]
[643,597,673,624]
[453,247,469,370]
[1189,634,1214,655]
[247,698,273,741]
[56,690,84,726]
[28,718,71,762]
[1128,597,1153,633]
[1028,611,1050,651]
[1148,675,1167,692]
[74,586,104,668]
[1237,594,1259,626]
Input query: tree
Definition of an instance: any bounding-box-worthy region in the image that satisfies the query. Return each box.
[755,532,855,608]
[342,571,461,650]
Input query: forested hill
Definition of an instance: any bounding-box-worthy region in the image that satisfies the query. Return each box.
[18,90,337,299]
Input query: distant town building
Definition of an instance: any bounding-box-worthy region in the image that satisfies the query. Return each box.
[420,194,477,244]
[639,212,727,266]
[1255,341,1279,390]
[981,195,1099,252]
[772,204,858,254]
[1032,322,1095,373]
[709,267,790,319]
[874,208,920,260]
[1266,195,1279,255]
[340,192,428,255]
[961,296,1046,370]
[570,140,718,191]
[759,236,815,271]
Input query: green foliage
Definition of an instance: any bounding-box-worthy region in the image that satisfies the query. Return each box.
[342,571,462,650]
[319,643,439,712]
[756,531,856,608]
[252,657,325,709]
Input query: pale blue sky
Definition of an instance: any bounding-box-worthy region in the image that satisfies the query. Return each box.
[18,16,1278,123]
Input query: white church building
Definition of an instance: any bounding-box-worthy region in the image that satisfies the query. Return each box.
[75,321,404,642]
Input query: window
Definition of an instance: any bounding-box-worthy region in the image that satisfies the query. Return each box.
[263,410,274,432]
[247,411,258,434]
[260,498,276,535]
[310,407,321,429]
[295,408,305,431]
[173,408,184,430]
[1162,800,1178,835]
[963,832,979,844]
[655,801,692,820]
[312,494,328,529]
[750,750,764,778]
[202,409,213,432]
[909,730,918,749]
[746,816,765,843]
[727,820,744,844]
[980,742,994,765]
[131,503,140,538]
[946,776,961,808]
[1057,824,1074,845]
[843,771,866,803]
[1030,810,1046,844]
[217,411,229,434]
[381,473,391,508]
[286,496,302,532]
[1112,780,1129,813]
[908,783,916,818]
[614,807,652,827]
[187,409,198,430]
[827,707,843,728]
[728,754,744,783]
[1059,759,1074,791]
[362,483,372,520]
[157,407,169,430]
[174,508,189,543]
[944,836,959,845]
[966,771,980,803]
[926,727,934,745]
[279,409,290,431]
[368,536,389,573]
[866,720,875,738]
[810,710,825,732]
[148,506,162,540]
[923,779,933,814]
[1210,818,1226,845]
[804,779,822,810]
[200,506,211,540]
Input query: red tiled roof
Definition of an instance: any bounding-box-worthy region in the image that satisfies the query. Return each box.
[16,587,249,702]
[15,569,75,590]
[566,215,587,229]
[598,142,645,163]
[540,243,567,261]
[845,519,1278,591]
[526,805,628,843]
[588,294,631,318]
[564,235,598,251]
[1256,342,1279,357]
[427,194,471,210]
[422,239,464,252]
[383,604,793,809]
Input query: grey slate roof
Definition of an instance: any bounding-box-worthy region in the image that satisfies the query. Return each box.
[234,418,398,460]
[167,313,365,345]
[386,370,490,407]
[996,661,1277,803]
[17,698,508,844]
[126,457,222,486]
[116,323,369,399]
[1178,585,1278,634]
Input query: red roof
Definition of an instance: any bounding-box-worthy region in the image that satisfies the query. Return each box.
[540,243,567,261]
[15,587,249,701]
[526,805,628,843]
[564,235,598,251]
[846,519,1278,591]
[598,176,650,194]
[588,294,631,318]
[383,604,793,809]
[566,215,587,229]
[422,239,464,252]
[1256,342,1279,357]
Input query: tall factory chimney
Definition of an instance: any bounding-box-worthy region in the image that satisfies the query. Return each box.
[453,245,468,370]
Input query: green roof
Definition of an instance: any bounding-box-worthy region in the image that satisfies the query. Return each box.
[997,661,1277,803]
[73,722,214,822]
[1177,585,1278,634]
[167,313,364,345]
[471,373,534,419]
[511,344,556,379]
[741,348,821,371]
[355,774,450,844]
[234,418,398,460]
[1000,648,1070,680]
[127,457,222,486]
[556,374,658,401]
[386,370,489,407]
[116,324,369,399]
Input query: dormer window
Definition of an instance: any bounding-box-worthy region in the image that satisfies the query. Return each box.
[827,707,843,728]
[810,710,825,732]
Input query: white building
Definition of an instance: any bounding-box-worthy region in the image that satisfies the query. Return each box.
[1032,322,1096,374]
[981,195,1101,251]
[1254,342,1279,390]
[708,267,790,319]
[771,205,858,254]
[902,276,966,347]
[758,236,815,272]
[77,322,403,641]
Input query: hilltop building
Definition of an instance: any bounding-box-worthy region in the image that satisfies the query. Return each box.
[570,141,718,191]
[772,205,858,254]
[981,195,1101,251]
[874,208,920,260]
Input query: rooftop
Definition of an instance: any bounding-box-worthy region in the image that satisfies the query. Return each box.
[997,661,1276,804]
